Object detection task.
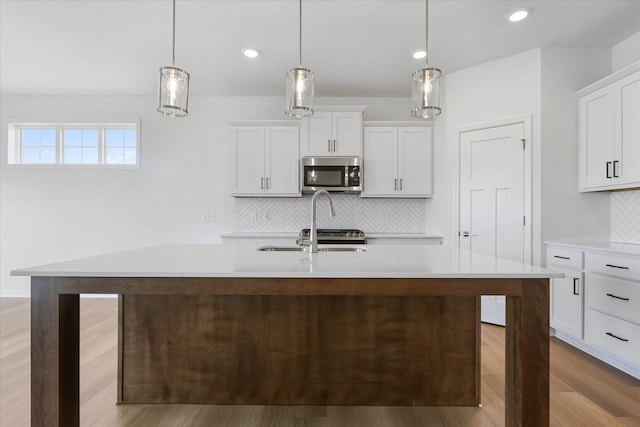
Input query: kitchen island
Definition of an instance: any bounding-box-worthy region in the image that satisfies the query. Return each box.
[13,243,561,427]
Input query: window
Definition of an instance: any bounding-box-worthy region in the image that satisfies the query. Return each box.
[7,122,139,167]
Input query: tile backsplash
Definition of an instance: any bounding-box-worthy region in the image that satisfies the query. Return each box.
[611,190,640,244]
[234,194,426,233]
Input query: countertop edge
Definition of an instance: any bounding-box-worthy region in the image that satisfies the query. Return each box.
[544,240,640,257]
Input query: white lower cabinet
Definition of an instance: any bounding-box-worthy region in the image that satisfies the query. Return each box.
[545,243,640,379]
[551,268,584,340]
[547,246,584,340]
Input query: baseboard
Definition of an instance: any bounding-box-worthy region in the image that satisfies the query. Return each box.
[554,330,640,380]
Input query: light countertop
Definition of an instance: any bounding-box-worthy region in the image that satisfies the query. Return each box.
[219,232,444,242]
[545,240,640,257]
[12,243,561,279]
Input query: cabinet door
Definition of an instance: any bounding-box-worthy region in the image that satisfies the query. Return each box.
[232,127,265,195]
[265,126,300,196]
[301,111,332,156]
[332,111,362,156]
[362,127,397,196]
[615,71,640,186]
[579,87,615,191]
[398,127,432,197]
[551,269,583,340]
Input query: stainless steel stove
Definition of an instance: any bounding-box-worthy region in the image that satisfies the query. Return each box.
[297,228,367,245]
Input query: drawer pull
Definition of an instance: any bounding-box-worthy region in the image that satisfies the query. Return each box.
[573,278,579,296]
[605,264,629,270]
[605,332,629,342]
[606,293,629,301]
[554,255,570,260]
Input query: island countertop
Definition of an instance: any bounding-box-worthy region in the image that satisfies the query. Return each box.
[12,243,561,279]
[22,242,555,427]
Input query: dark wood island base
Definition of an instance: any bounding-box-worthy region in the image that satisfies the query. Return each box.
[30,276,550,427]
[119,294,480,406]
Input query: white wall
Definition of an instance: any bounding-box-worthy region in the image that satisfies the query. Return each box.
[612,31,640,71]
[443,49,542,262]
[0,95,418,296]
[442,47,612,266]
[540,48,611,249]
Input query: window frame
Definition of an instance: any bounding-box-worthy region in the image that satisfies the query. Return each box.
[5,120,140,169]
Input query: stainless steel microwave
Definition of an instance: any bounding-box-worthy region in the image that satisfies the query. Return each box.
[301,157,362,193]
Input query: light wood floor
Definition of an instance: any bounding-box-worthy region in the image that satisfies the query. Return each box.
[1,298,639,427]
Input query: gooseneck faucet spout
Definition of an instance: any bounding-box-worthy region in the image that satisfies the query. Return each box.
[309,190,336,253]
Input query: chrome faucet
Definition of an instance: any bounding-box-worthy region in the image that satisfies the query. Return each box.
[309,190,336,253]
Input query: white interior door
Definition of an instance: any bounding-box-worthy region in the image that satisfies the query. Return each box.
[459,122,526,326]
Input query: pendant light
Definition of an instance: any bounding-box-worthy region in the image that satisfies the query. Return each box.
[411,0,442,119]
[158,0,190,117]
[285,0,314,118]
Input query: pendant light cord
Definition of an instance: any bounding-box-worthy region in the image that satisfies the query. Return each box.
[299,0,303,66]
[425,0,429,67]
[172,0,176,65]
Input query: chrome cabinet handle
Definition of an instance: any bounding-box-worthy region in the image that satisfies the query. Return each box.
[328,140,331,152]
[260,177,265,190]
[399,178,403,190]
[394,179,398,190]
[332,140,336,152]
[265,177,270,189]
[613,160,619,178]
[606,161,612,179]
[554,255,570,260]
[573,278,579,295]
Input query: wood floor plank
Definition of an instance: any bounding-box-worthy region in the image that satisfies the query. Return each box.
[551,392,630,427]
[2,298,640,426]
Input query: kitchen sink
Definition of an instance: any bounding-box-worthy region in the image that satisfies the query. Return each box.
[257,246,367,252]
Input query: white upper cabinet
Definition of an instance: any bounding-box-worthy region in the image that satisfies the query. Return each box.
[230,122,300,197]
[300,107,366,157]
[362,122,433,198]
[578,62,640,192]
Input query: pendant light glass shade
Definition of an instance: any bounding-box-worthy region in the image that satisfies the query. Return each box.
[411,67,442,118]
[158,66,190,117]
[411,0,442,119]
[285,0,314,118]
[285,67,314,118]
[157,0,190,117]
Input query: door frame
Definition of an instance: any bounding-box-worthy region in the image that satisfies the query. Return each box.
[453,115,533,264]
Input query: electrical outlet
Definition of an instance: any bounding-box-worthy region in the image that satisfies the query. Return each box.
[202,212,216,222]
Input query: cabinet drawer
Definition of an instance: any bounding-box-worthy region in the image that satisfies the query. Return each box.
[586,253,640,281]
[586,309,640,365]
[546,246,583,270]
[587,273,640,323]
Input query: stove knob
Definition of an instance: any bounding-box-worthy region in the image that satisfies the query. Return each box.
[358,231,364,237]
[346,231,352,238]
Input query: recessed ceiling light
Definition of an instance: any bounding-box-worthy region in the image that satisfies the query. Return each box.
[413,51,427,59]
[508,9,529,22]
[243,48,259,58]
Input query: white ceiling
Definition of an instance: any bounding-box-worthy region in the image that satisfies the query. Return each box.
[1,0,639,98]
